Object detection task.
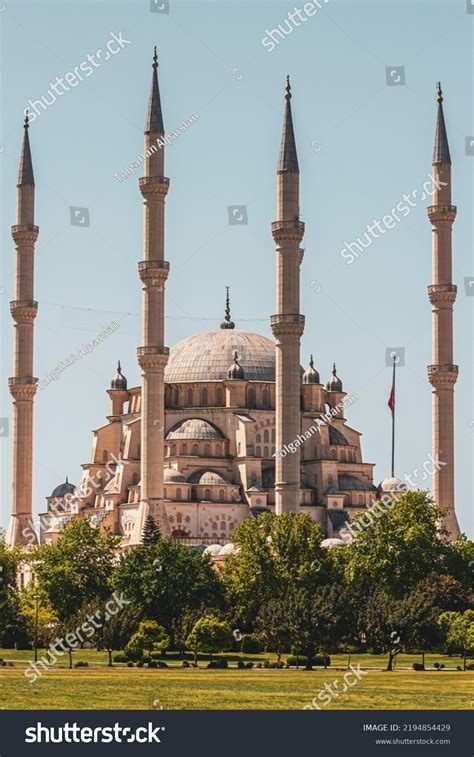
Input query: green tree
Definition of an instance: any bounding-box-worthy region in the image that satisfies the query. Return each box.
[221,512,328,626]
[34,520,120,620]
[0,533,26,647]
[19,588,59,650]
[141,515,161,545]
[438,610,474,670]
[185,615,233,663]
[256,599,291,663]
[344,491,449,599]
[126,620,170,662]
[112,540,224,632]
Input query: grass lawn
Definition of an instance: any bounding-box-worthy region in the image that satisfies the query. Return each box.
[0,650,472,710]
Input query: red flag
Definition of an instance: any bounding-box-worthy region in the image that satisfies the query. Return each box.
[388,384,395,415]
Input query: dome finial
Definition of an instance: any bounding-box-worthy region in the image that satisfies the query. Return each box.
[66,475,68,484]
[220,285,235,329]
[24,110,29,130]
[437,81,443,105]
[310,354,314,368]
[333,362,337,375]
[285,75,291,102]
[152,46,158,70]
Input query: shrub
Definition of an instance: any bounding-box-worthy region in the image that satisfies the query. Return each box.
[113,653,129,663]
[74,661,89,668]
[148,660,158,669]
[286,656,308,667]
[137,660,144,668]
[262,660,270,669]
[245,661,254,669]
[412,663,424,671]
[256,663,262,669]
[182,660,190,668]
[456,666,462,671]
[157,661,168,668]
[126,661,134,668]
[237,660,245,669]
[123,646,143,662]
[207,659,228,669]
[466,663,474,671]
[241,635,262,654]
[313,654,331,667]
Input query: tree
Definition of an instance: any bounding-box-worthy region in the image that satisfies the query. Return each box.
[126,620,170,662]
[344,491,449,600]
[34,520,120,620]
[221,512,329,626]
[185,616,233,663]
[99,606,142,666]
[0,532,26,647]
[141,515,161,545]
[438,610,474,670]
[256,599,291,663]
[19,588,59,650]
[361,591,408,671]
[112,540,224,632]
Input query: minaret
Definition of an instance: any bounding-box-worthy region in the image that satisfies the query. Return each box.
[6,112,39,547]
[427,83,460,539]
[133,48,170,543]
[270,77,305,514]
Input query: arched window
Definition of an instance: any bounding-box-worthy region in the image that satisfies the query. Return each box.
[216,388,223,406]
[216,444,221,457]
[201,388,208,406]
[339,449,345,462]
[181,443,187,455]
[271,447,275,456]
[132,472,139,485]
[264,446,269,458]
[221,521,226,531]
[247,387,256,408]
[171,444,177,456]
[176,488,182,501]
[204,444,211,457]
[256,434,261,444]
[264,430,269,443]
[262,389,269,407]
[271,428,275,443]
[256,446,261,457]
[211,533,218,540]
[173,388,179,406]
[204,488,211,500]
[357,494,364,505]
[192,444,199,456]
[187,388,193,406]
[218,488,225,501]
[331,449,336,460]
[102,450,108,462]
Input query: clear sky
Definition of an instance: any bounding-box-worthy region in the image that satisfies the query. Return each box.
[1,0,472,536]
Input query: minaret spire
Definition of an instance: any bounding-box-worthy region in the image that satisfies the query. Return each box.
[427,83,460,538]
[145,46,164,135]
[133,48,170,543]
[432,82,451,165]
[277,76,299,174]
[271,77,305,514]
[7,114,40,546]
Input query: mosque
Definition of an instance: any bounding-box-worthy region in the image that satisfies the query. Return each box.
[6,51,461,552]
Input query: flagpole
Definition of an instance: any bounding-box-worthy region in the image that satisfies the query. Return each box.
[391,354,396,477]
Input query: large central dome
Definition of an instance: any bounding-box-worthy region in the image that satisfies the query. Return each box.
[165,329,276,383]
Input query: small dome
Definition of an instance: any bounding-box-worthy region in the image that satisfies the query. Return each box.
[204,544,224,556]
[219,543,239,555]
[379,476,407,494]
[51,477,76,497]
[197,470,229,486]
[111,361,127,390]
[227,351,245,380]
[164,467,186,483]
[321,538,346,549]
[326,363,342,392]
[303,355,320,384]
[166,418,224,441]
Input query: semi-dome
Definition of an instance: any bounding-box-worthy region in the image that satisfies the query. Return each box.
[166,418,224,440]
[165,329,276,383]
[163,467,186,483]
[51,477,75,497]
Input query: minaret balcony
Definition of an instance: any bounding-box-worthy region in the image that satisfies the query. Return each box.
[138,260,170,284]
[271,219,305,244]
[427,205,457,223]
[270,313,305,337]
[427,364,458,388]
[11,224,39,243]
[428,284,457,307]
[137,345,169,370]
[10,300,38,321]
[139,176,170,197]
